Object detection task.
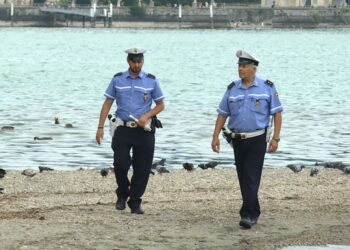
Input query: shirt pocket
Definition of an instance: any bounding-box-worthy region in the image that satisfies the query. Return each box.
[249,95,269,115]
[228,96,244,115]
[116,88,130,103]
[134,88,152,106]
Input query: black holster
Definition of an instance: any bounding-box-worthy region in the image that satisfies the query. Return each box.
[221,127,232,144]
[151,116,163,133]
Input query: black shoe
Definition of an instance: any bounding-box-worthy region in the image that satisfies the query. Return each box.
[239,217,257,229]
[130,206,144,214]
[115,198,126,210]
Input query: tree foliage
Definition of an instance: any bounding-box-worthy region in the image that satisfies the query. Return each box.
[75,0,91,4]
[58,0,72,6]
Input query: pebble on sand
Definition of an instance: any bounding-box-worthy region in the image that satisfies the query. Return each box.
[22,169,37,177]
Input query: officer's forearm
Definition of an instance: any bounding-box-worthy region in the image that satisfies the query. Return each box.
[98,99,114,128]
[145,100,165,118]
[273,112,282,137]
[213,115,227,138]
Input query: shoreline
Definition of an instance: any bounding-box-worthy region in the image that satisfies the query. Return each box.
[1,21,350,29]
[0,168,349,249]
[0,20,270,29]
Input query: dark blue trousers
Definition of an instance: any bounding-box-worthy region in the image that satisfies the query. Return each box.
[232,133,267,220]
[111,126,155,209]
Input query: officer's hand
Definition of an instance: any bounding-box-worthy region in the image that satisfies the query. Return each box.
[211,137,220,153]
[267,140,278,153]
[96,128,104,145]
[138,114,149,128]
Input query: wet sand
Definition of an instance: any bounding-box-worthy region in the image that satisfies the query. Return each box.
[0,168,349,250]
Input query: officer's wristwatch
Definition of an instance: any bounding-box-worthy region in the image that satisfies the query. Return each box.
[272,136,280,142]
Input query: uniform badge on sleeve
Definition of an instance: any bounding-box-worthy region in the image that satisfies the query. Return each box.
[143,92,149,101]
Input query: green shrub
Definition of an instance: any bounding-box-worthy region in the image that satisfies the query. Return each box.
[340,7,349,24]
[124,0,138,5]
[59,0,72,6]
[312,13,322,23]
[75,0,91,4]
[129,6,146,17]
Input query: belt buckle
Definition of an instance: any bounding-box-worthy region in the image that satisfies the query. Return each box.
[235,133,246,139]
[129,122,137,128]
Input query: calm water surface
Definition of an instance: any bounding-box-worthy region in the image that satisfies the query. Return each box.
[1,28,350,170]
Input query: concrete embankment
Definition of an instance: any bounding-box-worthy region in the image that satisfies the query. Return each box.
[0,5,349,28]
[273,8,350,28]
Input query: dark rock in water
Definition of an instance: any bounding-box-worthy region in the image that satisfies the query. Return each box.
[22,169,37,177]
[206,161,219,169]
[199,161,219,170]
[286,164,305,173]
[0,187,4,194]
[315,161,345,170]
[54,117,60,124]
[152,158,166,169]
[310,167,319,177]
[1,125,14,130]
[198,164,208,170]
[343,166,350,174]
[100,168,109,177]
[65,123,73,128]
[183,162,194,171]
[157,166,170,174]
[34,136,53,141]
[38,166,54,173]
[0,168,6,178]
[198,161,219,169]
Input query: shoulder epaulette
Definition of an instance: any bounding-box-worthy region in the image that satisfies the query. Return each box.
[265,79,274,86]
[114,72,123,77]
[147,73,156,79]
[227,81,235,90]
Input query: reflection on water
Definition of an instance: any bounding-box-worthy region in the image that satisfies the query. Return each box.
[0,28,350,170]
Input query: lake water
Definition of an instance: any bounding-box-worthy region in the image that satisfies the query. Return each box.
[1,28,350,170]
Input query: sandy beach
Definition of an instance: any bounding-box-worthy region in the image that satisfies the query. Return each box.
[0,167,349,250]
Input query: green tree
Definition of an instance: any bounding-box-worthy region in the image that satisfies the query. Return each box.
[100,0,120,5]
[75,0,91,4]
[59,0,73,6]
[124,0,137,5]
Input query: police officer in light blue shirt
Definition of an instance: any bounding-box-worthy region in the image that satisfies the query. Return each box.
[212,50,283,229]
[96,48,165,214]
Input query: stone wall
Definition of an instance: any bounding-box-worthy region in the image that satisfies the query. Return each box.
[0,5,349,27]
[273,8,350,27]
[110,6,273,23]
[0,6,46,21]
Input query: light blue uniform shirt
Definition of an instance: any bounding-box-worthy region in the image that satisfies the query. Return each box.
[217,76,283,132]
[104,70,164,121]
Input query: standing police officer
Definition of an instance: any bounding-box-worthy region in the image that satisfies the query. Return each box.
[96,48,165,214]
[211,50,283,228]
